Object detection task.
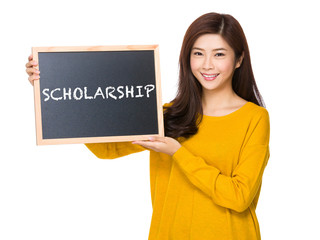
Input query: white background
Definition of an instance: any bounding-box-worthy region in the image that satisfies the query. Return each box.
[1,0,319,239]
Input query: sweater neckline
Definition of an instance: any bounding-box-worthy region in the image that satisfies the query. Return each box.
[202,101,253,120]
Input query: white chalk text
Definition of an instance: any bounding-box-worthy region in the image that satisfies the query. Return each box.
[42,84,155,102]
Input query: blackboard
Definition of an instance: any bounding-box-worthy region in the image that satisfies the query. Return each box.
[32,45,163,145]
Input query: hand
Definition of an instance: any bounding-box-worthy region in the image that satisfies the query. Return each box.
[25,54,40,86]
[132,136,181,156]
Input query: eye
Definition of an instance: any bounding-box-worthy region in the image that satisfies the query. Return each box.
[193,51,203,56]
[215,52,225,57]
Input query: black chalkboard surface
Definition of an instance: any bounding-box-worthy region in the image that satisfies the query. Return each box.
[32,45,163,145]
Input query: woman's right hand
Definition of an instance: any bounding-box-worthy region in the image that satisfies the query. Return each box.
[25,54,40,86]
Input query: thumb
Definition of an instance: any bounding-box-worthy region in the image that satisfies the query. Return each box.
[148,136,165,142]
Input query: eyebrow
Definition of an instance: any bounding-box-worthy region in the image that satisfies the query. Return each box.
[191,47,227,51]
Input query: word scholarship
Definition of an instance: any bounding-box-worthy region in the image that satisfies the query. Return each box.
[42,84,156,102]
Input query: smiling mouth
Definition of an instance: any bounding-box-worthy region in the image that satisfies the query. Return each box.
[201,73,220,81]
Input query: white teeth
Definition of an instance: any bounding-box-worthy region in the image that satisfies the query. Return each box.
[202,73,218,77]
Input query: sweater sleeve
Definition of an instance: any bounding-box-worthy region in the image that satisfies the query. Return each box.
[85,142,146,159]
[172,109,270,212]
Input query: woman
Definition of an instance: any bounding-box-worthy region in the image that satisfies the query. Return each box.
[26,12,270,240]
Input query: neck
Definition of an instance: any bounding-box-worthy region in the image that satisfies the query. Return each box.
[202,87,239,111]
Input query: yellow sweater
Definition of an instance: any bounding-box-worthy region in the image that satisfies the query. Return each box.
[85,101,270,240]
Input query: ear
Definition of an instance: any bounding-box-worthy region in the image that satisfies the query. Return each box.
[235,52,244,69]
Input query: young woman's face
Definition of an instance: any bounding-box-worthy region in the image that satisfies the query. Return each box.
[190,34,241,94]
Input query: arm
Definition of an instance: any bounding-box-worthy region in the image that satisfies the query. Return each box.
[173,109,270,212]
[85,142,146,159]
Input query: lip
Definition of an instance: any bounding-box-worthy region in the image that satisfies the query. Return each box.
[201,73,219,81]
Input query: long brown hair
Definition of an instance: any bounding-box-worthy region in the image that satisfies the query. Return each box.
[164,12,265,139]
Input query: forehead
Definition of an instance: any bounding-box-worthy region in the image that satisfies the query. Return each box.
[192,34,231,50]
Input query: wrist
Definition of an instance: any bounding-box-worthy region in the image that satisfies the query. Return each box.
[170,144,182,156]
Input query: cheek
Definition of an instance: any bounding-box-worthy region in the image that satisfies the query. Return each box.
[190,58,200,73]
[217,60,236,74]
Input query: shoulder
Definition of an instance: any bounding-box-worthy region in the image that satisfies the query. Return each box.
[242,102,270,145]
[246,102,269,119]
[163,102,173,107]
[245,102,270,136]
[163,102,174,109]
[242,102,270,136]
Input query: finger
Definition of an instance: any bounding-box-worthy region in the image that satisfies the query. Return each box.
[132,140,158,150]
[28,75,34,86]
[28,54,33,61]
[26,67,40,76]
[25,60,38,68]
[28,74,40,86]
[132,140,149,146]
[148,136,166,142]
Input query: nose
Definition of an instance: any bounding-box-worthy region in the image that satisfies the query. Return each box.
[203,55,214,70]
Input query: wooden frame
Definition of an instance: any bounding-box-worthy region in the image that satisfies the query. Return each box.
[32,45,164,145]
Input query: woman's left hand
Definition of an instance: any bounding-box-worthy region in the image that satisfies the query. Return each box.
[132,136,181,156]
